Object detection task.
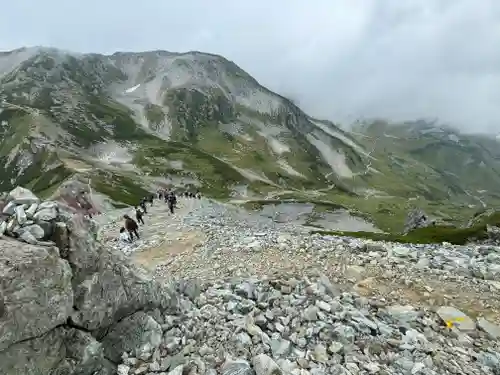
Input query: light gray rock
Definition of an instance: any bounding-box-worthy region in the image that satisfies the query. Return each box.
[67,215,178,331]
[0,239,73,351]
[0,327,69,375]
[2,201,16,215]
[252,354,282,375]
[64,328,112,375]
[117,364,131,375]
[386,305,420,324]
[7,186,39,205]
[34,206,58,221]
[221,358,254,375]
[477,318,500,339]
[20,224,46,240]
[436,306,475,331]
[100,312,163,363]
[344,265,365,281]
[392,246,410,257]
[19,230,38,244]
[14,205,27,225]
[168,365,184,375]
[25,203,38,218]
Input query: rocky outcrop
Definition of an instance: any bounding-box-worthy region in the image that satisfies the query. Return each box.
[0,186,178,375]
[403,208,434,233]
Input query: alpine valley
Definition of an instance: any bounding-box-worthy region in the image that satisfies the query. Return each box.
[1,46,500,233]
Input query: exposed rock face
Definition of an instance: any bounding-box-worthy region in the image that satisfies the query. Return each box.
[0,186,178,375]
[403,208,433,233]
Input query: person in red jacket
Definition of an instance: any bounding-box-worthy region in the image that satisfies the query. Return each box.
[123,214,140,241]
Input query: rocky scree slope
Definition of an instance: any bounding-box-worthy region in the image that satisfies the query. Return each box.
[0,46,367,204]
[1,187,500,374]
[99,195,500,374]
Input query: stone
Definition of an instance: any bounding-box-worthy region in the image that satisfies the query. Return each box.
[25,203,38,218]
[477,318,500,339]
[20,224,46,240]
[0,239,73,351]
[7,186,39,205]
[386,305,420,323]
[253,354,282,375]
[100,312,163,363]
[168,365,184,375]
[0,221,6,237]
[436,306,475,331]
[34,206,58,221]
[2,201,16,215]
[19,231,38,244]
[0,328,68,374]
[221,358,253,375]
[67,215,178,331]
[118,364,131,375]
[345,265,365,281]
[15,205,27,225]
[392,246,410,257]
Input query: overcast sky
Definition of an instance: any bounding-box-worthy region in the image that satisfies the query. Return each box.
[2,0,500,131]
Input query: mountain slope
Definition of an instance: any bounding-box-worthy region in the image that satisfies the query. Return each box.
[0,47,368,203]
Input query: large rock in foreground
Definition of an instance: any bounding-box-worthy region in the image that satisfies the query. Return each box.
[0,186,178,375]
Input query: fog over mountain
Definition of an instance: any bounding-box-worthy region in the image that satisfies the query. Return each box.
[1,0,499,132]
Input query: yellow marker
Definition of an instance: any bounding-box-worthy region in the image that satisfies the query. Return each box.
[445,316,465,328]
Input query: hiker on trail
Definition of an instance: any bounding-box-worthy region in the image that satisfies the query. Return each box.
[139,198,148,214]
[135,206,145,225]
[196,191,201,199]
[167,192,176,214]
[119,227,131,243]
[148,194,154,206]
[124,214,140,241]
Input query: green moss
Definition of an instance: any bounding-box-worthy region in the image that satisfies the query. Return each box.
[91,171,150,206]
[144,104,165,130]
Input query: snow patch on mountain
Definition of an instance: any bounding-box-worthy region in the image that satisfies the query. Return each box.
[125,84,141,93]
[306,134,353,178]
[277,159,304,178]
[91,142,133,164]
[311,119,369,158]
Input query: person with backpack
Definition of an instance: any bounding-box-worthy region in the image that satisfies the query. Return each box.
[135,206,145,225]
[167,192,176,214]
[124,214,140,241]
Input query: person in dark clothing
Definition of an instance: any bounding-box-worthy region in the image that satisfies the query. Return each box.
[135,206,145,225]
[124,214,140,241]
[167,193,176,214]
[139,198,147,214]
[149,194,154,206]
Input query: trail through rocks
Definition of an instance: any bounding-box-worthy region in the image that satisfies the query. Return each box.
[94,197,500,375]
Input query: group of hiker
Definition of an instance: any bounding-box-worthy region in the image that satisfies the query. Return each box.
[118,189,201,243]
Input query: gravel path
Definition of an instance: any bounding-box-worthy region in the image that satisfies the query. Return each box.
[97,197,500,375]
